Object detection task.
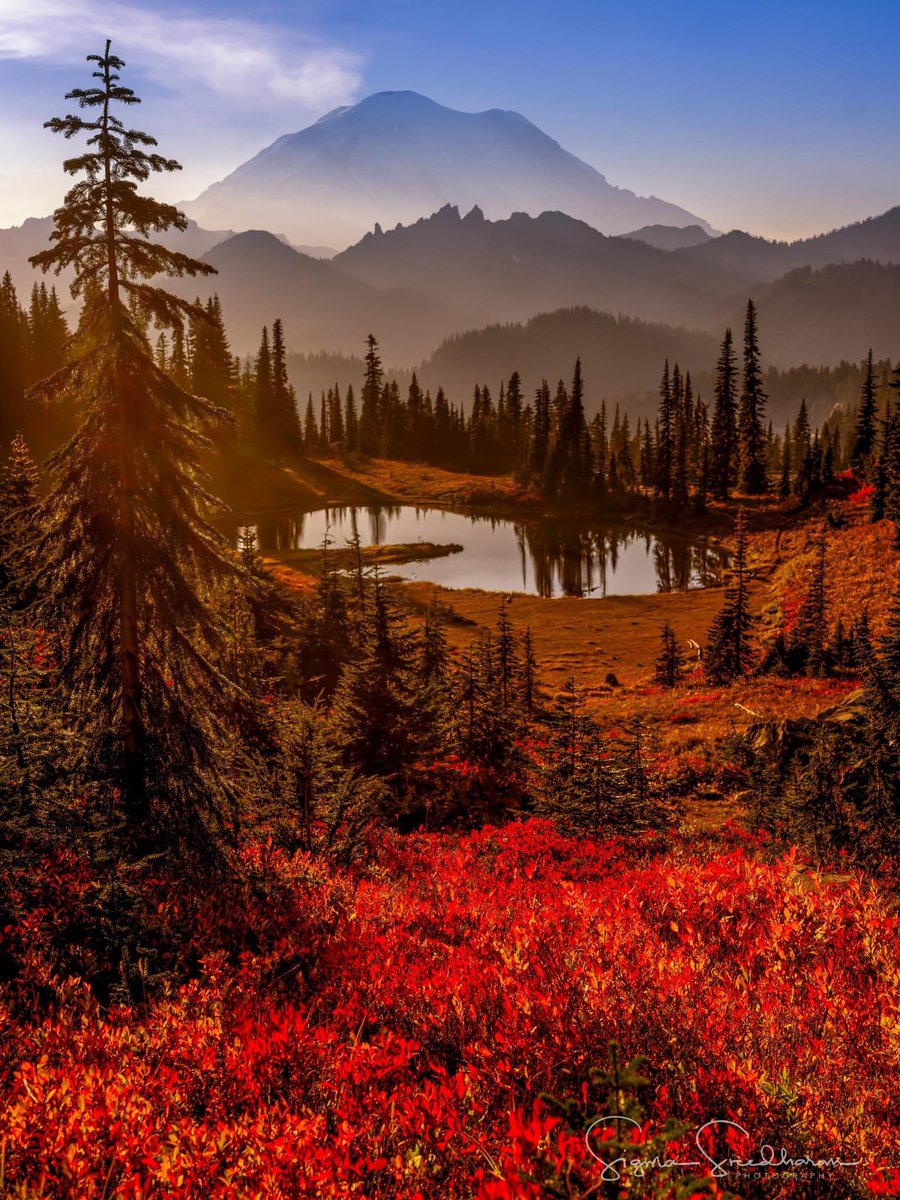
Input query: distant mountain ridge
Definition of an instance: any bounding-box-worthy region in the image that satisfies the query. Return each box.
[673,205,900,281]
[620,224,712,251]
[332,204,734,332]
[183,90,711,248]
[3,201,900,388]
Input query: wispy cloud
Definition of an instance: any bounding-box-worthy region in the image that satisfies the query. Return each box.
[0,0,364,112]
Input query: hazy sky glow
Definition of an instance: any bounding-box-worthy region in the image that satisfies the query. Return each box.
[1,0,898,239]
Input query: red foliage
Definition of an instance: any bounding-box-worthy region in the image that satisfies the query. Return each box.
[848,482,875,506]
[0,823,896,1197]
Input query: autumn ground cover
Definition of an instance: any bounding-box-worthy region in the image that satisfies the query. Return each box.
[1,821,897,1199]
[7,460,891,1199]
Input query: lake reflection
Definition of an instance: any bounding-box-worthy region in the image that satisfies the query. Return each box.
[231,505,728,598]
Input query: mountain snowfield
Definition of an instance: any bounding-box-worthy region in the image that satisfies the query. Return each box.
[183,90,710,247]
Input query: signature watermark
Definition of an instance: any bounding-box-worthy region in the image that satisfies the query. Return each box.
[585,1116,862,1183]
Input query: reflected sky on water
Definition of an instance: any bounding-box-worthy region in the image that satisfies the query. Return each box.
[228,505,728,598]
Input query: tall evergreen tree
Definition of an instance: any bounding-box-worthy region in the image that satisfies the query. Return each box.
[779,421,792,499]
[737,301,768,493]
[328,382,345,445]
[168,319,189,390]
[1,434,40,514]
[26,282,69,388]
[852,348,879,471]
[190,294,235,411]
[654,623,684,688]
[529,380,551,480]
[792,530,829,676]
[655,359,674,500]
[271,317,300,453]
[26,41,252,845]
[706,510,755,681]
[332,570,419,792]
[710,328,737,500]
[252,325,275,448]
[359,334,383,456]
[303,394,318,451]
[1,433,41,597]
[343,384,358,453]
[0,273,28,444]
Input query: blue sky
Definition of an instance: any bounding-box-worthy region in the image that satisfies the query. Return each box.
[1,0,898,238]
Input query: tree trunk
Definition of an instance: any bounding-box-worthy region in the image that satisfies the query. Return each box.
[116,364,148,823]
[102,40,147,824]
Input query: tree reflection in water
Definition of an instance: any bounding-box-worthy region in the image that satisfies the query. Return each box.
[228,505,728,598]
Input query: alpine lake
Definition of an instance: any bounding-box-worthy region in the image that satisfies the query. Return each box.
[226,504,729,598]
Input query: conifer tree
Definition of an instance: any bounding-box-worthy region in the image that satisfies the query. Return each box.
[852,348,878,471]
[343,384,359,453]
[420,598,451,690]
[26,41,252,845]
[271,317,300,453]
[737,301,768,493]
[672,406,690,509]
[168,320,189,390]
[792,530,829,676]
[529,380,551,480]
[190,294,235,411]
[550,358,592,500]
[870,400,891,522]
[292,534,353,701]
[793,398,810,463]
[591,402,608,498]
[495,600,521,715]
[0,273,28,444]
[505,370,524,469]
[275,700,384,858]
[319,391,328,448]
[693,440,709,515]
[303,394,318,452]
[26,282,69,388]
[710,328,737,499]
[654,623,684,688]
[1,434,40,514]
[359,334,383,456]
[253,325,275,447]
[332,570,419,792]
[885,363,900,540]
[639,419,654,489]
[776,420,790,499]
[0,434,41,597]
[521,626,537,714]
[328,381,345,446]
[706,510,755,681]
[655,359,674,500]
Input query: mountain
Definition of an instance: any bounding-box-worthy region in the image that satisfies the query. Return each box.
[620,224,713,251]
[5,202,898,384]
[675,205,900,283]
[181,230,459,362]
[162,210,900,370]
[332,205,738,333]
[0,216,235,310]
[415,308,719,413]
[183,91,710,248]
[737,261,900,366]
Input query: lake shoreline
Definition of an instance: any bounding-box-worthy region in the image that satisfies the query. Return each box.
[228,500,730,598]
